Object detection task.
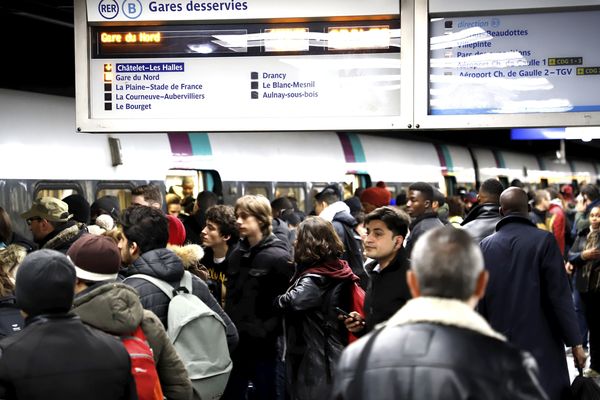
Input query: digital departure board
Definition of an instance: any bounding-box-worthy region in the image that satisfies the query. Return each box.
[75,0,402,132]
[429,10,600,115]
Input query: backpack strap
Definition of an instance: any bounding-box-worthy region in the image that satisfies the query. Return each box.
[126,271,195,298]
[348,327,384,400]
[126,274,176,299]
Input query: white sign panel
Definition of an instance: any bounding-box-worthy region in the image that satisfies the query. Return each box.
[88,0,398,22]
[92,54,400,120]
[79,0,402,132]
[429,10,600,115]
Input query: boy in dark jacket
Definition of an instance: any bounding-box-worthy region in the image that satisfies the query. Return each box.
[223,195,293,400]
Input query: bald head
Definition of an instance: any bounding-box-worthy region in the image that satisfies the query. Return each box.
[500,187,529,216]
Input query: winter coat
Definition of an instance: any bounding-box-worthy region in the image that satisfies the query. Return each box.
[276,270,352,400]
[72,281,192,400]
[272,218,294,254]
[38,221,87,254]
[479,215,581,400]
[226,234,293,359]
[168,243,209,282]
[332,297,548,400]
[360,248,411,335]
[0,313,137,400]
[460,203,502,243]
[0,244,27,289]
[568,227,600,292]
[548,202,566,255]
[0,296,23,338]
[405,212,444,257]
[122,247,239,352]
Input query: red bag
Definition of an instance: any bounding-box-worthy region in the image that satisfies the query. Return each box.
[348,282,366,343]
[121,326,164,400]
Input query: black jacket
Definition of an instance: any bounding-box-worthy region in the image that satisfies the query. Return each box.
[0,313,136,400]
[333,297,548,400]
[226,234,293,358]
[37,221,87,254]
[276,273,352,400]
[122,247,239,351]
[461,203,502,243]
[331,211,368,288]
[332,321,547,400]
[360,249,412,335]
[405,212,443,257]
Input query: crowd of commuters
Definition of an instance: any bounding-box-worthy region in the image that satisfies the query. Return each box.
[0,177,595,399]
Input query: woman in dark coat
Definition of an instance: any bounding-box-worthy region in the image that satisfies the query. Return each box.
[276,216,358,400]
[568,205,600,376]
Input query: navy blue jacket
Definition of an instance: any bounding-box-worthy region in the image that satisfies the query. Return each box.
[479,215,581,400]
[122,248,239,351]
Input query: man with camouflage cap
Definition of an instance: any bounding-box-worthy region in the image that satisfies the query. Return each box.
[21,197,87,253]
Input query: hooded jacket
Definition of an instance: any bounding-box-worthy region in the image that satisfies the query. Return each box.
[72,281,192,400]
[461,203,502,243]
[122,247,239,352]
[226,234,293,358]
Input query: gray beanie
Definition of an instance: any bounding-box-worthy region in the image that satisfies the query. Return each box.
[16,249,76,317]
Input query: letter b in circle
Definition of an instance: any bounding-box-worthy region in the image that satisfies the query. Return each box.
[122,0,142,19]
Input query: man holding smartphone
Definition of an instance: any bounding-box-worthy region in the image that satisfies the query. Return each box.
[341,206,412,336]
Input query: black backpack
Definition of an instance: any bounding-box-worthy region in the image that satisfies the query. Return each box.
[339,223,369,289]
[0,297,24,338]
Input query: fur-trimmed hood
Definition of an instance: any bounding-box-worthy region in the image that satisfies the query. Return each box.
[41,222,87,253]
[0,244,28,281]
[167,244,204,269]
[384,296,505,341]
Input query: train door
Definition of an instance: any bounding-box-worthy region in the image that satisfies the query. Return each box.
[344,173,372,199]
[498,176,509,189]
[444,176,458,196]
[166,169,223,209]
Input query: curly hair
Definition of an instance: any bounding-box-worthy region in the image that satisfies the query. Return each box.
[120,205,169,253]
[205,205,239,246]
[294,216,344,266]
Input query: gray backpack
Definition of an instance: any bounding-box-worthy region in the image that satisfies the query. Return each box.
[129,271,232,400]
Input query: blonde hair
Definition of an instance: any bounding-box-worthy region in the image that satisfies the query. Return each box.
[235,195,273,237]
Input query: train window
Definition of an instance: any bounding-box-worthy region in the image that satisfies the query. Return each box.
[33,182,84,201]
[96,188,132,214]
[275,185,306,212]
[244,184,269,199]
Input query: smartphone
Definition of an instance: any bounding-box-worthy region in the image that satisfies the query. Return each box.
[334,307,352,319]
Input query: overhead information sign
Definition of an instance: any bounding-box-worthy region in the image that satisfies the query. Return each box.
[77,0,401,132]
[429,10,600,115]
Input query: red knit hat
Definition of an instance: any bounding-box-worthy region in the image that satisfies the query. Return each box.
[360,181,391,207]
[167,214,186,246]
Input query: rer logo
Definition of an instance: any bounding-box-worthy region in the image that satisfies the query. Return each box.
[122,0,143,19]
[98,0,119,19]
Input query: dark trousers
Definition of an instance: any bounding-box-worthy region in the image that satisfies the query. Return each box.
[581,291,600,370]
[222,350,277,400]
[572,274,589,347]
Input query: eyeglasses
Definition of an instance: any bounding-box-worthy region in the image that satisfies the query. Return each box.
[26,217,43,225]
